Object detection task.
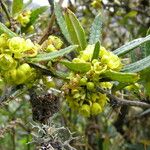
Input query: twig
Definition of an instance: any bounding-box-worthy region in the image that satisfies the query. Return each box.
[97,87,150,108]
[0,0,11,21]
[38,0,56,45]
[38,0,65,45]
[38,12,55,45]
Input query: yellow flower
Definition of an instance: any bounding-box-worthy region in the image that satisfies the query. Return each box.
[79,104,90,117]
[8,37,26,53]
[17,10,31,27]
[99,82,113,89]
[80,44,95,61]
[91,102,102,115]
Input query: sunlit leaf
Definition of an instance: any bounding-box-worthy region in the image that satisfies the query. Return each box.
[103,70,139,83]
[113,35,150,56]
[22,6,48,30]
[28,45,78,62]
[12,0,23,15]
[60,60,91,73]
[122,55,150,72]
[0,22,17,37]
[64,9,87,51]
[89,13,102,44]
[125,11,138,18]
[54,2,71,43]
[92,41,100,60]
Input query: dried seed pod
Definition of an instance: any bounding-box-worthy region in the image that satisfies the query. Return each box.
[29,89,60,124]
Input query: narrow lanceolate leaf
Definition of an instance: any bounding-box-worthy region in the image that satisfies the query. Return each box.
[60,60,91,73]
[144,28,150,57]
[64,9,87,51]
[103,70,139,83]
[12,0,23,15]
[22,6,48,30]
[112,82,130,92]
[122,55,150,73]
[54,2,71,43]
[0,22,17,37]
[28,45,78,62]
[92,41,100,60]
[89,13,102,44]
[24,0,32,8]
[113,35,150,56]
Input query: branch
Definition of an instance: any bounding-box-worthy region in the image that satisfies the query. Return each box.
[0,0,11,21]
[38,12,55,45]
[38,0,65,45]
[97,87,150,108]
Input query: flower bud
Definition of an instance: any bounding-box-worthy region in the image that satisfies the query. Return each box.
[43,76,56,88]
[72,58,85,63]
[0,54,15,70]
[79,104,90,117]
[46,44,56,52]
[80,44,95,61]
[17,10,31,27]
[26,25,34,33]
[80,77,87,85]
[48,36,63,50]
[15,69,26,84]
[86,82,95,91]
[19,63,31,72]
[91,103,102,115]
[0,34,8,48]
[107,54,122,71]
[4,69,17,84]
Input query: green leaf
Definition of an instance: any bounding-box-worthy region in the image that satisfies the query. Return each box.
[89,13,102,44]
[112,82,130,92]
[140,68,150,96]
[125,11,137,18]
[54,2,71,43]
[0,22,17,37]
[103,70,139,83]
[92,41,100,60]
[28,45,78,62]
[12,0,23,15]
[144,28,150,57]
[113,35,150,56]
[122,55,150,73]
[24,0,32,8]
[60,60,91,73]
[64,9,87,51]
[22,6,48,30]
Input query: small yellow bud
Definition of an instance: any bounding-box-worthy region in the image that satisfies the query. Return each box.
[79,104,90,117]
[46,44,56,52]
[48,36,63,50]
[80,77,87,85]
[91,103,102,115]
[87,82,95,91]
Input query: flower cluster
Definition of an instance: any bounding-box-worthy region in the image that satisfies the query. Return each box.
[41,36,63,52]
[63,45,122,117]
[0,34,38,86]
[16,10,31,27]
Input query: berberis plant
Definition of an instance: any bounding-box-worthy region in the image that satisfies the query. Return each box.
[0,0,150,149]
